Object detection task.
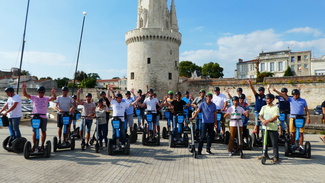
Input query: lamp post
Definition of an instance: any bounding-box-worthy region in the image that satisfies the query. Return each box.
[72,11,87,95]
[16,0,30,94]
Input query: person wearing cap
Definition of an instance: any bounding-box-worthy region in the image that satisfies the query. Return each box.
[71,94,79,132]
[108,87,140,145]
[212,86,228,137]
[226,87,248,104]
[273,87,310,151]
[99,90,111,123]
[22,82,56,151]
[122,89,136,134]
[247,79,266,138]
[135,87,147,130]
[182,91,193,119]
[165,91,175,129]
[224,96,249,156]
[153,92,163,135]
[55,86,75,144]
[190,92,217,155]
[258,93,280,162]
[0,87,23,141]
[95,98,110,149]
[192,89,206,134]
[238,94,250,143]
[77,89,96,147]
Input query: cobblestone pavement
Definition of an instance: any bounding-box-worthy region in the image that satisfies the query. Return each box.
[0,121,324,183]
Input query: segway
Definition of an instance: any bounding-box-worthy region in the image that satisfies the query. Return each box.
[53,112,75,152]
[129,123,138,144]
[107,116,130,155]
[1,115,27,153]
[261,125,276,164]
[162,109,172,139]
[231,118,244,158]
[188,119,197,159]
[92,116,101,153]
[251,117,263,147]
[284,115,311,158]
[242,116,252,150]
[142,111,160,146]
[278,113,289,145]
[183,108,191,133]
[70,110,81,139]
[23,113,51,159]
[134,109,144,134]
[213,111,230,144]
[169,113,189,148]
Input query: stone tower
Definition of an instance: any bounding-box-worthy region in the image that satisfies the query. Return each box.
[125,0,182,96]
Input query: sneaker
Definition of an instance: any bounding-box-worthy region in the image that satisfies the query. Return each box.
[180,137,184,142]
[86,143,90,147]
[257,155,263,160]
[228,152,232,157]
[243,138,247,144]
[58,140,62,145]
[299,146,305,151]
[206,150,213,154]
[291,145,296,150]
[40,146,45,152]
[273,158,279,163]
[173,137,177,141]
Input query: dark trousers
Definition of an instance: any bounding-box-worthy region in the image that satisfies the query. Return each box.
[265,130,279,159]
[98,123,108,147]
[198,123,214,153]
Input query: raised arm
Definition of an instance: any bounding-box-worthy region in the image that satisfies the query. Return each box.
[272,87,288,101]
[22,82,31,99]
[247,79,257,95]
[77,89,83,105]
[50,87,57,101]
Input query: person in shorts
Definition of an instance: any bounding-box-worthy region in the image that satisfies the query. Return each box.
[22,83,56,151]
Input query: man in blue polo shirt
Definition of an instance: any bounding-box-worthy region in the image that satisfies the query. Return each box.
[273,88,310,150]
[190,92,217,155]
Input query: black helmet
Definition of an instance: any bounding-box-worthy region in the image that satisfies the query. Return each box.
[125,91,131,95]
[98,98,104,103]
[236,88,243,92]
[292,89,300,95]
[239,94,246,99]
[175,91,182,96]
[258,87,265,92]
[116,93,123,98]
[5,87,14,93]
[61,86,69,91]
[148,89,154,93]
[214,86,220,91]
[265,94,275,100]
[71,95,77,98]
[232,96,239,101]
[199,89,206,93]
[281,88,288,93]
[137,89,142,93]
[85,93,92,97]
[100,91,106,96]
[185,91,189,94]
[37,86,45,92]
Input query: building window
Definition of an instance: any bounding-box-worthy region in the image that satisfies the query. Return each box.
[278,62,283,71]
[291,65,295,72]
[270,62,274,72]
[291,56,295,62]
[304,55,308,59]
[250,64,254,71]
[131,72,134,80]
[260,63,265,71]
[147,58,151,64]
[304,64,308,69]
[168,73,172,80]
[297,64,301,71]
[175,61,177,68]
[297,56,301,61]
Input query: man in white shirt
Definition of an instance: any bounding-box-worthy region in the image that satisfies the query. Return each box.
[212,87,228,136]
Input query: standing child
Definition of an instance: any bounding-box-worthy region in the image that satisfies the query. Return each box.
[95,98,110,148]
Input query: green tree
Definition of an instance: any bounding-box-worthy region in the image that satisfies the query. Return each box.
[40,76,53,80]
[179,61,202,78]
[79,78,97,88]
[55,77,70,88]
[112,77,120,79]
[283,66,294,76]
[74,71,88,81]
[257,72,274,82]
[202,62,224,78]
[87,73,101,80]
[20,70,30,76]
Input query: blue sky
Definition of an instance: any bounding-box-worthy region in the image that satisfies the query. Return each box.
[1,0,325,79]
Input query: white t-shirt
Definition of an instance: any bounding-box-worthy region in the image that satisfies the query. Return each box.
[144,97,159,113]
[111,100,129,121]
[226,105,246,127]
[7,94,22,118]
[212,93,228,110]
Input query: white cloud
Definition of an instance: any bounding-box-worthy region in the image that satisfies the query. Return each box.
[190,26,204,32]
[286,27,323,37]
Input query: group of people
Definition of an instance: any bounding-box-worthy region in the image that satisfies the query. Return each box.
[0,79,321,160]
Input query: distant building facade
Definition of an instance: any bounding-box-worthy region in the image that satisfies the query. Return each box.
[311,55,325,75]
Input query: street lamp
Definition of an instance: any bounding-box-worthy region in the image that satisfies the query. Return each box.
[72,11,87,95]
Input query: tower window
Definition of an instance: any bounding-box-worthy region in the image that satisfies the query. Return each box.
[175,61,177,67]
[147,58,151,64]
[131,72,134,80]
[168,73,172,80]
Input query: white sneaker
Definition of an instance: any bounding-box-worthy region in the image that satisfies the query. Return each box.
[228,152,232,157]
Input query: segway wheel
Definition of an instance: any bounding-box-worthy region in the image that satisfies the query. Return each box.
[305,141,311,159]
[133,124,138,133]
[89,138,94,146]
[23,141,31,159]
[95,143,99,153]
[130,130,137,144]
[169,134,174,148]
[107,139,113,155]
[247,135,253,150]
[12,137,27,153]
[224,131,230,144]
[184,134,189,147]
[3,136,11,151]
[240,150,244,159]
[53,136,58,152]
[284,141,290,157]
[71,138,75,150]
[45,140,51,158]
[162,127,168,139]
[188,145,193,153]
[261,156,266,165]
[142,130,146,146]
[193,150,197,159]
[125,139,130,155]
[251,132,257,147]
[156,133,160,146]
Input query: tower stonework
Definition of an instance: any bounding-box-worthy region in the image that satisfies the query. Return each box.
[125,0,181,96]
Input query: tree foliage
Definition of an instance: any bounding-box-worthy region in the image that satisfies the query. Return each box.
[55,77,70,88]
[20,70,30,76]
[179,61,202,78]
[283,66,294,76]
[79,78,97,88]
[87,73,101,80]
[202,62,224,78]
[257,72,274,82]
[74,71,88,81]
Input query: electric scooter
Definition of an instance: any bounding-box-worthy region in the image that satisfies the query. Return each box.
[1,114,27,153]
[53,112,75,152]
[188,119,197,159]
[242,116,253,150]
[213,111,230,144]
[261,126,274,164]
[278,113,289,145]
[284,115,311,158]
[162,109,172,139]
[231,118,244,158]
[142,110,160,146]
[70,110,81,139]
[169,113,188,148]
[107,116,130,155]
[23,113,51,159]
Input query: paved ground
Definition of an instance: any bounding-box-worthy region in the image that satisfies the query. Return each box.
[0,120,324,183]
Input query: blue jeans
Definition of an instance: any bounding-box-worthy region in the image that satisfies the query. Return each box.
[9,117,21,139]
[98,123,108,147]
[81,119,93,133]
[198,123,214,153]
[172,115,183,138]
